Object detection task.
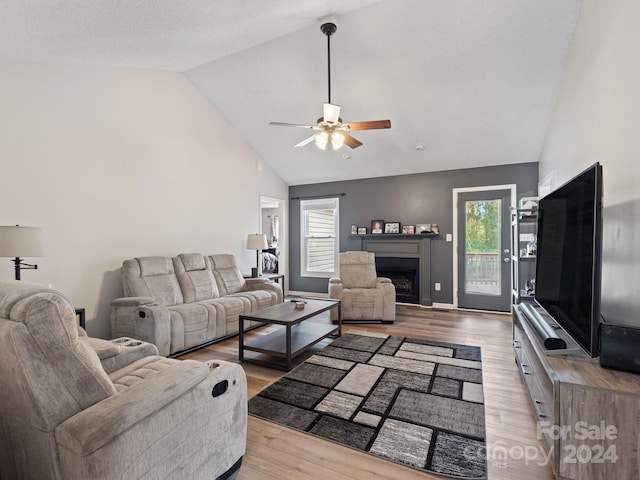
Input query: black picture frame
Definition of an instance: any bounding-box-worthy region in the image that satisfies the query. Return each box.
[358,227,367,235]
[351,224,358,235]
[371,220,384,234]
[384,222,400,234]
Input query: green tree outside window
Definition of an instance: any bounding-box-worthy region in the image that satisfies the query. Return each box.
[466,200,500,253]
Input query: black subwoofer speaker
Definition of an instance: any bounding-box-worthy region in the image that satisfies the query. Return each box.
[600,323,640,373]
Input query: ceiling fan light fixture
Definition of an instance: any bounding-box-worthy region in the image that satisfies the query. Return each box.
[331,131,345,150]
[270,18,390,151]
[315,131,329,150]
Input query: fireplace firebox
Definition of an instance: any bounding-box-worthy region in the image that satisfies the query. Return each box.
[375,257,420,304]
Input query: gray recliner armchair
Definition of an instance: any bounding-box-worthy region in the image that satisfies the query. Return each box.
[328,251,396,322]
[0,281,247,480]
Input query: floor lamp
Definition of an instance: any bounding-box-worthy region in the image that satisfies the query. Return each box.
[0,226,43,280]
[246,233,268,277]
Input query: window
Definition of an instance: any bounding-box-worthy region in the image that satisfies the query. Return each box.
[300,197,339,277]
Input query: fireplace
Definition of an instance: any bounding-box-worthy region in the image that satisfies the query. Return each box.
[360,235,433,306]
[375,257,420,304]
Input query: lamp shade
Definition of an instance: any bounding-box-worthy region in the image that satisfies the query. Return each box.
[0,226,43,258]
[246,233,268,251]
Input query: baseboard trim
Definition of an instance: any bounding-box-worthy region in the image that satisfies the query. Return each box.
[432,302,455,310]
[342,319,395,324]
[396,302,454,310]
[287,291,328,298]
[457,306,511,316]
[288,295,455,311]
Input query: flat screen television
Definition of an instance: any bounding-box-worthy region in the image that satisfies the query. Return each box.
[534,162,603,357]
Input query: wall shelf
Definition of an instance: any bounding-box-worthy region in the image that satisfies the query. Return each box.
[348,233,438,239]
[511,208,537,304]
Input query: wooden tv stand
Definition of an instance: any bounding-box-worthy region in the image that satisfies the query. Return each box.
[513,303,640,479]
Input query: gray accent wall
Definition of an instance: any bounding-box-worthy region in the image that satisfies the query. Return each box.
[289,162,539,303]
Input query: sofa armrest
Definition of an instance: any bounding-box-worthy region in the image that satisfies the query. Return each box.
[328,279,343,296]
[110,296,155,307]
[246,279,283,303]
[56,359,209,455]
[328,281,343,321]
[55,360,246,479]
[110,303,171,356]
[80,336,159,374]
[244,278,269,287]
[377,278,397,321]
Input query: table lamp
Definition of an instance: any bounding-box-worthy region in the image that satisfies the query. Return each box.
[246,233,268,277]
[0,225,43,280]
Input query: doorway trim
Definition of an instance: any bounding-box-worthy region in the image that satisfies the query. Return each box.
[259,195,287,282]
[452,184,516,309]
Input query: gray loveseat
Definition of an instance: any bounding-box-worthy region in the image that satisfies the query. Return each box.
[111,253,283,356]
[0,281,247,480]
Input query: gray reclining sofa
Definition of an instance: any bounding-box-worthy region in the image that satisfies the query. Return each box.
[111,253,283,357]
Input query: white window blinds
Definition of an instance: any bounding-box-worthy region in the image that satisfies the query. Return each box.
[300,197,339,277]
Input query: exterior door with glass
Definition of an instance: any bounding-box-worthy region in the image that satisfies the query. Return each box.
[456,188,513,312]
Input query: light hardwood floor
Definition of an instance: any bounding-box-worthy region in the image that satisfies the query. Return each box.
[182,305,555,480]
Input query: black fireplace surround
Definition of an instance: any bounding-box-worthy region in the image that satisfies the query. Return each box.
[358,235,434,306]
[375,257,420,304]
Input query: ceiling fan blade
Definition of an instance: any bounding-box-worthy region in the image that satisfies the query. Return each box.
[342,132,363,149]
[323,103,341,123]
[294,134,317,147]
[345,119,391,131]
[270,122,316,129]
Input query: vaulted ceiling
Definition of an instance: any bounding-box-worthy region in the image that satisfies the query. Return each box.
[1,0,582,185]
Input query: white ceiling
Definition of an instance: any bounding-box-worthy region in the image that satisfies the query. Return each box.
[1,0,582,185]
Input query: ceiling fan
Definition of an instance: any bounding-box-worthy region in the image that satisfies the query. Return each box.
[270,21,391,150]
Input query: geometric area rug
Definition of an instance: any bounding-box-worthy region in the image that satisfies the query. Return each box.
[248,331,487,479]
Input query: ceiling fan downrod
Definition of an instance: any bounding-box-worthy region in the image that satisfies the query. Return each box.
[320,22,337,105]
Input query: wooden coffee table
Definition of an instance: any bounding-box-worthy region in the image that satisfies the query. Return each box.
[239,298,341,371]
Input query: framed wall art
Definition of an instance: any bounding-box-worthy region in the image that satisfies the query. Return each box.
[371,220,384,234]
[384,222,400,234]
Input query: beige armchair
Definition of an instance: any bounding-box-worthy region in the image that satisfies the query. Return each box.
[328,251,396,322]
[0,281,247,480]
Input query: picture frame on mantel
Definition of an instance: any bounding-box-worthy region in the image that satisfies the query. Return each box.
[384,222,400,234]
[351,224,358,235]
[402,225,415,234]
[371,220,384,234]
[358,227,367,235]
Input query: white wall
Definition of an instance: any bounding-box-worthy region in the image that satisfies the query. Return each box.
[539,0,640,327]
[0,62,287,338]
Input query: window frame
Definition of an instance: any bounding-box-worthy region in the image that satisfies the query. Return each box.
[300,197,340,278]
